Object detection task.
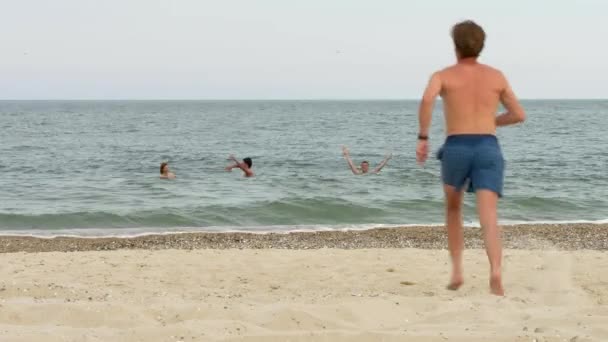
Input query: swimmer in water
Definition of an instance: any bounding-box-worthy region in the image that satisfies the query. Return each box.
[225,154,254,177]
[342,146,392,175]
[159,162,176,179]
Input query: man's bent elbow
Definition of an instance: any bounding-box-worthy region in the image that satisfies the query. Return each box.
[516,109,526,123]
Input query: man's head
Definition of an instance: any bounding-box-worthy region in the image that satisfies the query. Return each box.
[160,162,169,175]
[451,20,485,59]
[360,161,369,173]
[243,158,252,168]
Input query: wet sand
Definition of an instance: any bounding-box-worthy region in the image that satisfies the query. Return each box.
[1,223,607,253]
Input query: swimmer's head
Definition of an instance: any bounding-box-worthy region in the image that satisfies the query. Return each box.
[360,161,369,173]
[243,158,253,168]
[160,162,169,175]
[451,20,485,59]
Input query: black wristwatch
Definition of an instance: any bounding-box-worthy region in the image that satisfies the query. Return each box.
[417,134,429,140]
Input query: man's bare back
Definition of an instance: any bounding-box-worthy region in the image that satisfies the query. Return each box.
[440,62,507,135]
[420,60,525,138]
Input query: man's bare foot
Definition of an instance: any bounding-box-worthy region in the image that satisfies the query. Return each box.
[447,274,464,291]
[490,273,504,296]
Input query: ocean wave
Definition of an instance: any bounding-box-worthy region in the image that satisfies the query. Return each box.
[0,196,605,235]
[0,197,398,230]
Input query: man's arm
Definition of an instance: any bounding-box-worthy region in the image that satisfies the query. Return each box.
[342,146,361,175]
[417,72,442,165]
[418,72,442,137]
[225,154,239,171]
[496,74,526,126]
[225,162,253,176]
[237,163,253,177]
[372,153,392,173]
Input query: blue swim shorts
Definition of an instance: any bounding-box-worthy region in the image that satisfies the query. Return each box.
[436,134,505,197]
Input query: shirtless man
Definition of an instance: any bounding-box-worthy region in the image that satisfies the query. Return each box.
[342,146,392,175]
[416,21,525,296]
[159,162,176,179]
[225,154,254,177]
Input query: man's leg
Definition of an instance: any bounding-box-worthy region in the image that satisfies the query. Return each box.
[476,189,503,296]
[444,184,465,290]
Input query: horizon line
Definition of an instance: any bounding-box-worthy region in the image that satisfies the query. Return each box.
[1,98,607,101]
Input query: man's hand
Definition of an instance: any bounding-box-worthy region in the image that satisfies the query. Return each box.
[416,140,429,165]
[342,146,350,156]
[385,153,393,160]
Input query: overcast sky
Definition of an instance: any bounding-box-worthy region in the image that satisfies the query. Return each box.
[1,0,606,99]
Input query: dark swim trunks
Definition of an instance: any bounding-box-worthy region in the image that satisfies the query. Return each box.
[436,134,505,197]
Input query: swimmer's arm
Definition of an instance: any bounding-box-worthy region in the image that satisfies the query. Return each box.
[225,154,240,171]
[226,162,252,177]
[225,164,238,171]
[496,73,526,126]
[235,165,253,177]
[342,146,361,175]
[228,154,239,163]
[232,160,253,176]
[372,153,393,173]
[418,72,441,137]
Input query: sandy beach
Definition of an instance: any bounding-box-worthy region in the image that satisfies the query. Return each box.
[0,225,607,341]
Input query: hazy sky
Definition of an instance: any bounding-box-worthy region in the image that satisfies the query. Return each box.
[2,0,606,99]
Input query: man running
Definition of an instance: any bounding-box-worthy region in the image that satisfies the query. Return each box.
[416,20,525,295]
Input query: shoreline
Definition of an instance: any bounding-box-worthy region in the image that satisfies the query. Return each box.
[1,223,607,253]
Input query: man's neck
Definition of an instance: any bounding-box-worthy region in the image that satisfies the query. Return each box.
[457,57,478,64]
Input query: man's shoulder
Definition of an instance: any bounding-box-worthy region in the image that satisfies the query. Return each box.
[432,66,458,83]
[437,64,461,74]
[427,68,450,83]
[438,65,456,73]
[434,66,458,80]
[439,63,503,73]
[479,63,505,76]
[439,64,506,82]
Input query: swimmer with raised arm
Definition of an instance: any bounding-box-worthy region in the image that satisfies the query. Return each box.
[225,155,254,177]
[342,146,392,175]
[416,20,525,296]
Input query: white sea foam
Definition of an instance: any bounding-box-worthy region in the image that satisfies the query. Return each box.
[1,219,606,238]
